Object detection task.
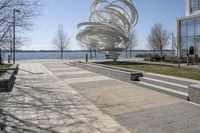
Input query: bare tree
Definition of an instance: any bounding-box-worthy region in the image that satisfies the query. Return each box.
[147,35,158,56]
[2,31,28,50]
[128,30,138,58]
[147,23,170,59]
[52,25,70,59]
[0,0,42,47]
[124,30,138,58]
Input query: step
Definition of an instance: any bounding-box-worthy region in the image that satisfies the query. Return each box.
[140,77,188,93]
[143,73,198,86]
[137,81,189,100]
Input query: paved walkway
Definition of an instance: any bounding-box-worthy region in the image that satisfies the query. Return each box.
[1,59,200,133]
[0,62,129,133]
[44,60,200,133]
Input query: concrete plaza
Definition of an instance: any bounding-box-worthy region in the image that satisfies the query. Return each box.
[1,59,200,133]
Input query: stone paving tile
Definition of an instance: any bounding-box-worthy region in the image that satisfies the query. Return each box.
[115,102,200,133]
[63,76,111,84]
[71,83,182,115]
[43,61,200,133]
[69,80,123,90]
[57,73,99,79]
[50,69,83,73]
[55,71,90,76]
[48,67,82,72]
[38,60,200,133]
[0,63,130,133]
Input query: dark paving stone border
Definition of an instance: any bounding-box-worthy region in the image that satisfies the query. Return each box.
[50,68,83,73]
[57,73,99,79]
[69,79,122,90]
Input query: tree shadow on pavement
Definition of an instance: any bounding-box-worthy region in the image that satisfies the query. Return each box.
[0,74,107,133]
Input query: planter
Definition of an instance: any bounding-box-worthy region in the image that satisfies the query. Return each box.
[189,84,200,104]
[10,64,19,74]
[0,70,15,91]
[0,64,19,92]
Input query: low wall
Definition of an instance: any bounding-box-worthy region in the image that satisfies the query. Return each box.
[0,70,15,91]
[70,62,143,82]
[189,84,200,104]
[0,64,19,91]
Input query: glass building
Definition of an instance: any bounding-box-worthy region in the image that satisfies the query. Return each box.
[177,0,200,57]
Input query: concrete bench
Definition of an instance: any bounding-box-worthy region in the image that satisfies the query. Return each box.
[0,70,15,91]
[0,64,19,74]
[189,84,200,104]
[10,64,19,74]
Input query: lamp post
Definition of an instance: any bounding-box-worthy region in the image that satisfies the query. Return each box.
[13,9,20,64]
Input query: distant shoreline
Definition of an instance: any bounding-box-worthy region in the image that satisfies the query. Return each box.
[3,49,173,53]
[2,50,174,60]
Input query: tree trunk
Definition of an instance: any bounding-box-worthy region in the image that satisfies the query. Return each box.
[86,54,88,62]
[130,47,132,58]
[126,48,128,59]
[195,55,198,65]
[160,47,163,61]
[191,55,194,65]
[0,49,2,65]
[187,54,189,65]
[90,49,92,59]
[10,48,12,60]
[61,49,63,59]
[94,49,97,59]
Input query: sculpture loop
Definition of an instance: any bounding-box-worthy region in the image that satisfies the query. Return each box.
[77,0,138,53]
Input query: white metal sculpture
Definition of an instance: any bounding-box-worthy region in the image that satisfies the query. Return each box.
[77,0,138,57]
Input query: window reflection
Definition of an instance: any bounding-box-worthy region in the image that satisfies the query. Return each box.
[195,18,200,35]
[181,20,187,36]
[187,19,195,36]
[188,37,195,51]
[181,37,187,57]
[180,16,200,56]
[195,36,200,55]
[191,0,200,12]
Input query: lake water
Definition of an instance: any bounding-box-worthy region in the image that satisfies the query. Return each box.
[1,50,173,60]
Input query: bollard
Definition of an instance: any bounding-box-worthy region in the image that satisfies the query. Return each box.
[86,54,88,62]
[8,55,10,63]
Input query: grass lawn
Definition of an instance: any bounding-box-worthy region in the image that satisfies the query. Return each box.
[112,64,200,80]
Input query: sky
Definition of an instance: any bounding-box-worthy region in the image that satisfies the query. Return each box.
[24,0,185,50]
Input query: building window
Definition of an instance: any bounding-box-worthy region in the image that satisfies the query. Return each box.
[179,16,200,57]
[195,18,200,35]
[187,19,195,36]
[191,0,200,12]
[181,20,187,36]
[181,37,188,57]
[195,36,200,55]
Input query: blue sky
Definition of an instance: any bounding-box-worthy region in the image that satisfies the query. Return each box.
[25,0,185,50]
